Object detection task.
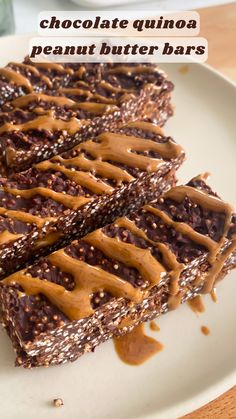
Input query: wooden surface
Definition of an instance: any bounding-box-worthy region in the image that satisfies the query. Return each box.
[199,3,236,82]
[182,3,236,418]
[184,387,236,418]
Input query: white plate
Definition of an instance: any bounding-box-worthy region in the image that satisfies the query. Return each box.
[0,34,236,419]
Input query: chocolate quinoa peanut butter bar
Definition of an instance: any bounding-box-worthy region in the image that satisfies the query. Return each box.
[0,121,184,278]
[1,175,235,368]
[0,62,173,174]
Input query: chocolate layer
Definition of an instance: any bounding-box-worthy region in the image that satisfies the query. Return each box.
[1,176,235,367]
[0,121,184,278]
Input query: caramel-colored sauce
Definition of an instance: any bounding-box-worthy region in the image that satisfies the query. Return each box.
[178,65,189,74]
[9,62,42,76]
[154,185,235,293]
[0,230,22,245]
[59,87,92,98]
[84,228,166,287]
[11,93,76,108]
[8,62,52,89]
[3,186,91,210]
[11,93,118,116]
[35,231,61,249]
[31,62,73,74]
[114,217,183,295]
[0,207,55,228]
[168,292,184,310]
[202,239,236,293]
[76,102,118,115]
[74,130,182,172]
[0,67,33,92]
[126,120,163,136]
[149,320,160,332]
[210,288,218,303]
[99,80,133,94]
[0,112,85,135]
[145,204,220,264]
[0,207,56,246]
[54,154,133,186]
[165,186,233,218]
[114,323,163,366]
[201,325,210,336]
[188,295,205,314]
[37,161,113,195]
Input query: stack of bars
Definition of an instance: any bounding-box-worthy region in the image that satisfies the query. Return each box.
[0,60,235,368]
[0,60,173,174]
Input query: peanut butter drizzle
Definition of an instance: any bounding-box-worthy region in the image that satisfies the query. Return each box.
[114,323,163,366]
[9,62,42,76]
[54,154,134,185]
[178,65,189,75]
[187,295,205,314]
[158,243,184,296]
[76,102,118,115]
[0,230,22,245]
[11,93,76,108]
[202,239,236,293]
[74,67,86,78]
[36,160,113,195]
[76,131,181,172]
[3,186,91,210]
[168,291,185,310]
[0,68,33,91]
[84,228,166,287]
[0,207,55,228]
[165,186,233,217]
[114,217,183,295]
[144,205,220,263]
[3,249,143,320]
[126,120,164,136]
[44,124,180,188]
[210,288,217,303]
[9,62,52,89]
[59,87,93,98]
[0,112,85,135]
[99,80,134,94]
[11,93,117,115]
[31,62,73,74]
[35,231,61,249]
[164,186,235,292]
[0,205,55,246]
[149,320,160,332]
[201,325,210,336]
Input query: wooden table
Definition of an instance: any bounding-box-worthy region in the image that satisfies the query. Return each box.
[198,3,236,82]
[182,3,236,418]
